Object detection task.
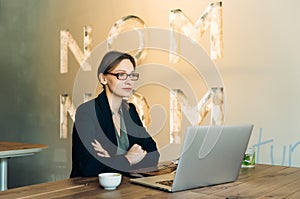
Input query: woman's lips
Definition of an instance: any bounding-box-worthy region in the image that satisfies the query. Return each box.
[123,88,132,92]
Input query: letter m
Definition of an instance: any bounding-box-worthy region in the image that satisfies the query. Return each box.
[169,2,223,62]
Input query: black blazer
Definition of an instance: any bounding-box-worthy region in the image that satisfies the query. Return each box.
[70,91,160,177]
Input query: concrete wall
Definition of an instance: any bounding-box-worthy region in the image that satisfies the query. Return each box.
[1,0,300,188]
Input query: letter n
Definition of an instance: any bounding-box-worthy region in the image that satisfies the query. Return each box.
[60,26,92,73]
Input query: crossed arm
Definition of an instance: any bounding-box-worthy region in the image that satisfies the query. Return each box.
[91,139,147,166]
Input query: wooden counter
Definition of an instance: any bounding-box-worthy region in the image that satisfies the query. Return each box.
[0,164,300,198]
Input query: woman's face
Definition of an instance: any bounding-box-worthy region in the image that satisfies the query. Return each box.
[103,59,136,98]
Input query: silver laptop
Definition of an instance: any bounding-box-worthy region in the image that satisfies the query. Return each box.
[130,124,254,192]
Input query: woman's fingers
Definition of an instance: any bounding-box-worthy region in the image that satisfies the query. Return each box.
[91,139,110,157]
[93,139,101,145]
[125,144,147,165]
[130,144,144,152]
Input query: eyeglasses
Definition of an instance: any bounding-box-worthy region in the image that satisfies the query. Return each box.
[105,72,139,81]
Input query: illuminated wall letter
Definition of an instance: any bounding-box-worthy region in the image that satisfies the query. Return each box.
[209,87,224,125]
[83,93,93,102]
[169,2,223,62]
[60,25,92,73]
[107,15,148,64]
[195,87,224,125]
[170,89,183,144]
[169,87,224,143]
[128,91,151,129]
[60,94,76,139]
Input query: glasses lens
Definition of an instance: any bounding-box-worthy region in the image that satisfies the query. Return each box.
[117,73,128,80]
[130,73,139,81]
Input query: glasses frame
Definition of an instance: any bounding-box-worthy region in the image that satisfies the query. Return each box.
[105,72,139,81]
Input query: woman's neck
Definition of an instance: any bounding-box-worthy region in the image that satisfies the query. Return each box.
[105,89,122,114]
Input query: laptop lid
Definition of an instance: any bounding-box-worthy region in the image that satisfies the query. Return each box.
[171,124,253,192]
[130,124,254,192]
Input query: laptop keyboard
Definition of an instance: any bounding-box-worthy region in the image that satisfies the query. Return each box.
[156,179,173,187]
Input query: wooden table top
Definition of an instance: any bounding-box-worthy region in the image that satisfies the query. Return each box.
[0,164,300,198]
[0,142,48,158]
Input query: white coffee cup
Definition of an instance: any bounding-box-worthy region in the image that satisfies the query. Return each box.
[98,173,122,190]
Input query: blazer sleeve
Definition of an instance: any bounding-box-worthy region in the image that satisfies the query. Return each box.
[126,103,160,171]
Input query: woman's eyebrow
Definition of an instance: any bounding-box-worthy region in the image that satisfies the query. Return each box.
[112,69,134,73]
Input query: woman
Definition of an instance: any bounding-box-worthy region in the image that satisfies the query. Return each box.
[70,51,160,177]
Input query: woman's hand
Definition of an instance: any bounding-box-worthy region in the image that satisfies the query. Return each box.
[91,139,110,157]
[125,144,147,166]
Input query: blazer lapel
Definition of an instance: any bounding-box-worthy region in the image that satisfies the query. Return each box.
[94,92,118,154]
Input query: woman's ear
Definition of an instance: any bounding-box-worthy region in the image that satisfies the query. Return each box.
[99,73,107,85]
